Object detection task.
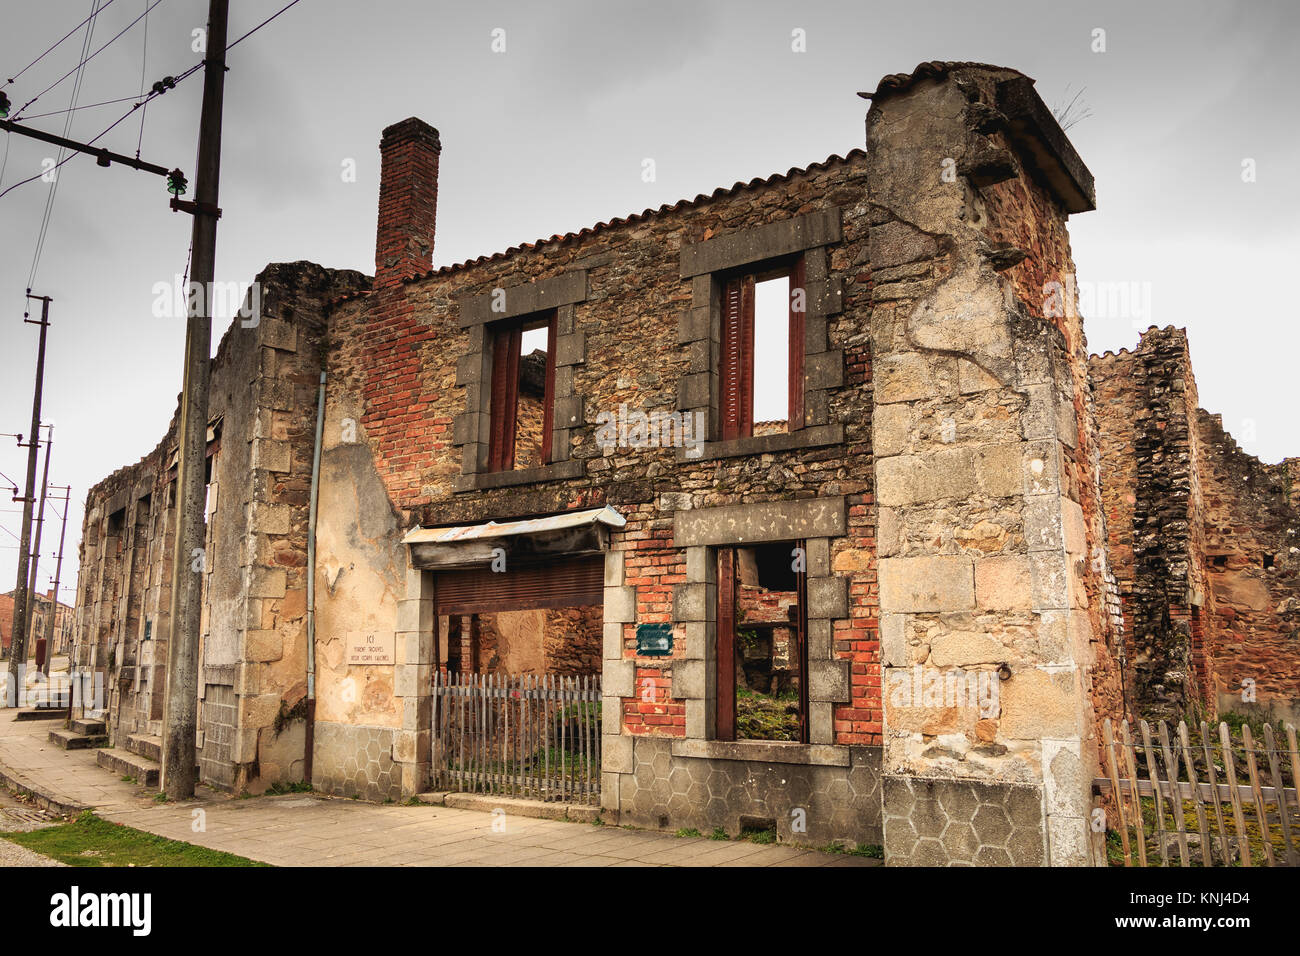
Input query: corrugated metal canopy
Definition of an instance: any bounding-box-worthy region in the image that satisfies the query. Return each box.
[402,505,625,546]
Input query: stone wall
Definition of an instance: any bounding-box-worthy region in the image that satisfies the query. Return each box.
[73,262,368,793]
[1092,326,1300,727]
[1090,327,1216,720]
[1196,411,1300,724]
[864,62,1114,866]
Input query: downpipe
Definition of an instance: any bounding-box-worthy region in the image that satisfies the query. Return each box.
[304,370,326,785]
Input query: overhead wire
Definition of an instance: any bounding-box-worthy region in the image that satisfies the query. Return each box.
[27,0,105,293]
[11,0,166,119]
[1,0,304,203]
[2,0,120,89]
[135,0,150,159]
[0,59,202,202]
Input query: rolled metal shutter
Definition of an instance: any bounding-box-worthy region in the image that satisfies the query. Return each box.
[434,555,605,615]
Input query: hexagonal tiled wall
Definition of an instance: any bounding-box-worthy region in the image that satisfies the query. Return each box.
[882,776,1045,866]
[312,720,402,802]
[617,738,882,847]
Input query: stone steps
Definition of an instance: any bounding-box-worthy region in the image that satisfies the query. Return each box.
[95,748,159,787]
[48,728,109,750]
[124,733,162,763]
[71,717,106,735]
[12,708,66,721]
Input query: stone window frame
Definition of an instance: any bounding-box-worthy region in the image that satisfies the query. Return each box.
[676,209,847,461]
[452,271,588,491]
[658,497,851,760]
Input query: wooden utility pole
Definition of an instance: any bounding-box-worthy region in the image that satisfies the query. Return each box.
[24,424,52,656]
[6,294,50,705]
[161,0,228,799]
[41,485,71,678]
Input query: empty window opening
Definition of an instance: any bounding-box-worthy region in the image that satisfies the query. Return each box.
[719,258,806,441]
[752,276,790,430]
[488,312,556,471]
[716,540,808,742]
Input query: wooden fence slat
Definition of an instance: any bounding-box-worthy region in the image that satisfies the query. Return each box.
[1219,721,1253,867]
[1284,728,1294,858]
[1241,725,1275,866]
[1103,719,1132,866]
[1178,721,1212,867]
[1263,724,1297,866]
[1140,720,1171,866]
[1200,720,1233,866]
[1157,721,1191,866]
[1121,720,1148,867]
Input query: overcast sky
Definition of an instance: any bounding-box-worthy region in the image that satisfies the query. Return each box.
[2,0,1297,602]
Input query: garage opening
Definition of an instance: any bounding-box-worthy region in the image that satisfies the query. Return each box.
[430,554,604,804]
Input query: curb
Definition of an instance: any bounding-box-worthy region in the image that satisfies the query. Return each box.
[0,759,92,817]
[416,791,608,825]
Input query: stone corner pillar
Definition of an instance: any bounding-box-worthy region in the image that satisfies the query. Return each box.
[865,63,1105,867]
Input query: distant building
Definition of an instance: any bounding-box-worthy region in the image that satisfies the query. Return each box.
[1,587,75,657]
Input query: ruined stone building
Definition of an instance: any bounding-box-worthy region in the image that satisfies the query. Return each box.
[66,62,1299,865]
[1,588,75,658]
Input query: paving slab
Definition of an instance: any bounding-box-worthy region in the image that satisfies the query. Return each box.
[0,713,880,868]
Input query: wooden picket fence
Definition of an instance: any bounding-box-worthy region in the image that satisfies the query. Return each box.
[431,672,602,805]
[1096,717,1300,867]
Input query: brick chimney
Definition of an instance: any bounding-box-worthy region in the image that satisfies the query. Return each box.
[375,117,441,285]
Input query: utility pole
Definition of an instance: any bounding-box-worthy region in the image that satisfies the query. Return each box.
[41,484,71,679]
[161,0,228,800]
[24,424,52,657]
[6,294,50,706]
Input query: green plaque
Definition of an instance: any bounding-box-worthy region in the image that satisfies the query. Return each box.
[636,623,673,657]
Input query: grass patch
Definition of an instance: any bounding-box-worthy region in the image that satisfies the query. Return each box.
[820,841,883,858]
[152,793,168,804]
[740,826,777,845]
[735,686,801,741]
[675,827,702,838]
[0,812,268,867]
[120,775,135,784]
[709,826,730,841]
[266,781,313,796]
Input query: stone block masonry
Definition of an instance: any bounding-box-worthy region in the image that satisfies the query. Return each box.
[864,62,1118,866]
[1093,326,1300,727]
[68,59,1300,863]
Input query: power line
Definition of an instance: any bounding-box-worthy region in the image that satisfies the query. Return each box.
[12,0,167,119]
[27,0,105,293]
[13,92,146,121]
[0,0,301,204]
[228,0,303,51]
[136,0,151,159]
[2,0,120,89]
[0,60,201,201]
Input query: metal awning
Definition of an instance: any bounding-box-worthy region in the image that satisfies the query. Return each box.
[404,506,625,570]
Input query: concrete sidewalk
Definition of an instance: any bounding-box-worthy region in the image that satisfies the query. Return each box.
[0,714,877,867]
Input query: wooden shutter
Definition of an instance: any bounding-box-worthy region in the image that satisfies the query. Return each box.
[434,556,605,615]
[715,547,737,741]
[720,275,755,441]
[487,323,522,471]
[788,256,806,431]
[541,311,558,464]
